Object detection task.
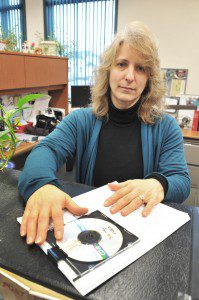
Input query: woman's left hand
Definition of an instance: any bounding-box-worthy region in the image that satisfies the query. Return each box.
[104,179,164,217]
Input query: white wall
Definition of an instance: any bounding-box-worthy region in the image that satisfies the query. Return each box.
[117,0,199,94]
[25,0,44,44]
[25,0,199,94]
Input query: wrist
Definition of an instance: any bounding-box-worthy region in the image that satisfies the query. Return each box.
[146,178,164,192]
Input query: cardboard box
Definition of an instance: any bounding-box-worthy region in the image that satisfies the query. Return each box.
[0,268,71,300]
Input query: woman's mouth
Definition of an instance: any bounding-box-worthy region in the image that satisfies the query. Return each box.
[120,86,135,92]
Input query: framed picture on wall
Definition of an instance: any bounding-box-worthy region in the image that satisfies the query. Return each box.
[161,68,188,97]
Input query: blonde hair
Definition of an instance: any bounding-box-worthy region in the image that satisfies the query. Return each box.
[91,21,165,124]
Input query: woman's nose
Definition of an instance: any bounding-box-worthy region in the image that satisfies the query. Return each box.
[125,66,135,82]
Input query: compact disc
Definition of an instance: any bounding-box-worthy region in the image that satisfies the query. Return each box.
[57,218,123,262]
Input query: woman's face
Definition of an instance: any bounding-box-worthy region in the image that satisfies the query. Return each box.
[109,43,148,109]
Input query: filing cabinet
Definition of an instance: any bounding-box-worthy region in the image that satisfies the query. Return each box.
[183,138,199,206]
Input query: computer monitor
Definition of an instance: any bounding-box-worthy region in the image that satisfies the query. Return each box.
[71,85,91,108]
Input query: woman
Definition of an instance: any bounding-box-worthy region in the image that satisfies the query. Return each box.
[19,22,190,245]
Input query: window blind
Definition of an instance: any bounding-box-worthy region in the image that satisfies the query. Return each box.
[44,0,118,86]
[0,0,26,50]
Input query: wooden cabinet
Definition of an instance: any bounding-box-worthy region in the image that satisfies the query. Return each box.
[0,53,25,89]
[182,131,199,207]
[25,56,68,87]
[0,51,68,113]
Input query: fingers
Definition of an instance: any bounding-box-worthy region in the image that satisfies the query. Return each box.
[121,197,143,216]
[51,205,64,241]
[104,185,132,207]
[51,198,88,242]
[105,189,160,217]
[108,181,129,191]
[105,179,164,217]
[64,196,88,216]
[35,207,51,244]
[109,195,135,214]
[142,198,158,217]
[20,194,88,246]
[51,197,88,242]
[20,204,31,237]
[26,207,39,244]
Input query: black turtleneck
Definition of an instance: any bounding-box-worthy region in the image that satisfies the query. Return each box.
[93,99,168,196]
[93,99,143,187]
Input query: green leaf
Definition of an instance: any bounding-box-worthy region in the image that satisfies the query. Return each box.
[0,129,10,137]
[4,107,31,122]
[0,115,5,122]
[4,109,20,120]
[17,94,47,109]
[0,104,6,115]
[0,130,10,142]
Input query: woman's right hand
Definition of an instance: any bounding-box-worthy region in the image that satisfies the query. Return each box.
[20,184,88,245]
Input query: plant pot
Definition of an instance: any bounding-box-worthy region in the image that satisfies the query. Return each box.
[39,41,58,56]
[0,41,7,51]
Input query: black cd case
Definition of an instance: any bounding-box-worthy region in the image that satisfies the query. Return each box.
[46,210,139,281]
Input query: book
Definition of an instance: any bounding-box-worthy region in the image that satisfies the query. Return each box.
[18,184,190,296]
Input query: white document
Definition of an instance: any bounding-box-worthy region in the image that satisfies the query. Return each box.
[18,184,190,296]
[28,95,51,125]
[32,96,51,112]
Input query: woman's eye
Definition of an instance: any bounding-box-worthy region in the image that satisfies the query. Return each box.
[137,65,145,72]
[117,62,126,68]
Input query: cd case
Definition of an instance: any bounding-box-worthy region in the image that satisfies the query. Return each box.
[46,210,139,281]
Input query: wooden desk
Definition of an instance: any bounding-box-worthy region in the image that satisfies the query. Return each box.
[181,129,199,140]
[0,142,37,170]
[14,141,38,157]
[10,142,38,169]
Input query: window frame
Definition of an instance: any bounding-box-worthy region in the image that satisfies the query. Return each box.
[0,0,27,43]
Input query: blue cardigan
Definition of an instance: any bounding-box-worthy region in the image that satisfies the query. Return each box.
[18,108,190,203]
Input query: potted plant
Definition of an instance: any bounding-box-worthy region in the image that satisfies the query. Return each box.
[0,39,7,51]
[47,33,76,58]
[0,94,45,171]
[0,26,19,52]
[34,31,76,58]
[0,26,7,51]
